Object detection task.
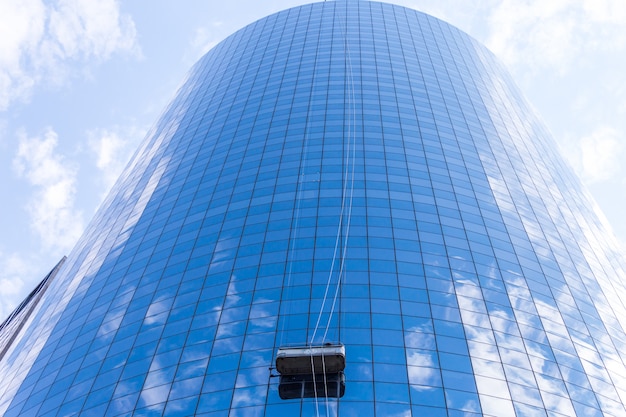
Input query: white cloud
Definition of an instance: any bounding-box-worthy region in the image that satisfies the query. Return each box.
[558,127,624,184]
[487,0,574,70]
[0,0,44,110]
[404,0,626,76]
[91,130,124,170]
[581,0,626,41]
[0,253,34,320]
[48,0,136,59]
[579,127,623,183]
[0,0,137,110]
[13,128,84,252]
[484,0,626,72]
[189,22,223,63]
[0,118,7,148]
[88,127,139,194]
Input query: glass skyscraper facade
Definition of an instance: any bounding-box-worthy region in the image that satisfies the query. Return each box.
[2,1,626,415]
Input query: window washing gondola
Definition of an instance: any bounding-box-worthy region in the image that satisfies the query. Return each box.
[275,343,346,399]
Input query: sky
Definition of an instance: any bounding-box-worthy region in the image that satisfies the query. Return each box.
[0,0,625,321]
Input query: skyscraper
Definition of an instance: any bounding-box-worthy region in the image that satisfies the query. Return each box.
[2,0,626,415]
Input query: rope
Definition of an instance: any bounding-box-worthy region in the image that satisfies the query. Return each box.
[311,354,321,417]
[311,1,357,347]
[271,3,355,413]
[278,2,320,351]
[310,6,356,415]
[322,354,330,416]
[323,35,357,343]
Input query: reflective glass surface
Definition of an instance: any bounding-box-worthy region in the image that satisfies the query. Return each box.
[1,1,626,416]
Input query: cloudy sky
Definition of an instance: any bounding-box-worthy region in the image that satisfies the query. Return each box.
[0,0,625,320]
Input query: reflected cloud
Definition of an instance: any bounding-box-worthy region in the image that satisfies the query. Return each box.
[406,350,438,387]
[144,295,173,325]
[404,325,436,350]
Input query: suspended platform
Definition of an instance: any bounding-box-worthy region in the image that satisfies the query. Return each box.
[275,343,346,399]
[276,343,346,375]
[279,372,346,399]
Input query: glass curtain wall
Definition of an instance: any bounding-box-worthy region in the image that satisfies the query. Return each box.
[1,1,626,416]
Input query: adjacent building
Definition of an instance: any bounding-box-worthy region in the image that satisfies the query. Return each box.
[2,1,626,415]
